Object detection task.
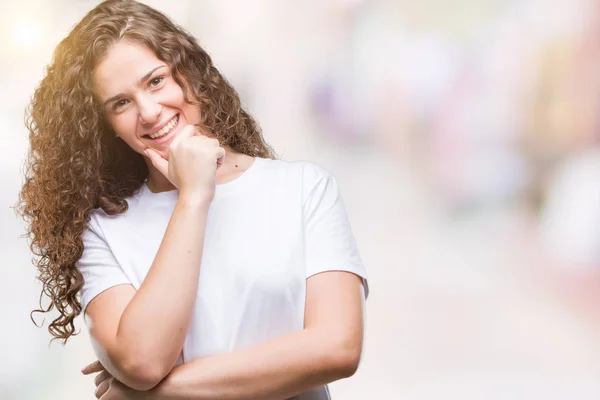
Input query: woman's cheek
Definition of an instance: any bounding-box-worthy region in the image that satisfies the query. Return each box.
[112,113,138,142]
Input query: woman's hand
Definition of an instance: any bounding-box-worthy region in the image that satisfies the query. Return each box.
[145,125,226,203]
[83,360,299,400]
[82,360,148,400]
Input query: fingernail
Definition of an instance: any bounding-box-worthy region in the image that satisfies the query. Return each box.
[143,150,149,157]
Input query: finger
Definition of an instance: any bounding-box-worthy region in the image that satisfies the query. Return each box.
[145,148,169,177]
[95,377,111,399]
[94,370,111,387]
[82,360,104,375]
[216,146,226,167]
[170,124,197,148]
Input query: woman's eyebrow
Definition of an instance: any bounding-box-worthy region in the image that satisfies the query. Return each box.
[103,64,167,106]
[138,64,167,85]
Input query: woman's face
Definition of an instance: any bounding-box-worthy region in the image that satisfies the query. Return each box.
[94,40,201,159]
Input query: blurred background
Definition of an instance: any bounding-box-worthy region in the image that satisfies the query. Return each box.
[2,0,600,399]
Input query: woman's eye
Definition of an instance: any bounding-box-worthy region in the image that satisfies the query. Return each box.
[113,99,129,111]
[149,76,164,88]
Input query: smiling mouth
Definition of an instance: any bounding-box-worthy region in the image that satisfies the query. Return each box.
[143,114,179,140]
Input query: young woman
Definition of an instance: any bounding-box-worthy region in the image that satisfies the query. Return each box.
[18,1,369,399]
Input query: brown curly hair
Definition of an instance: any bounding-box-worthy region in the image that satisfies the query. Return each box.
[16,0,276,344]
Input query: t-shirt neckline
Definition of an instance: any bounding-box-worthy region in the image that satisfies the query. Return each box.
[142,156,265,200]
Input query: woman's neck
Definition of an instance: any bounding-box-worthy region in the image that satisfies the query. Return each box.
[145,149,255,193]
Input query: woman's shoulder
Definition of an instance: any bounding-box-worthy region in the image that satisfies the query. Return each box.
[86,186,149,227]
[258,157,333,183]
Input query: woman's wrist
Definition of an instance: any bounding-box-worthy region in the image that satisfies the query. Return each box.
[177,191,213,212]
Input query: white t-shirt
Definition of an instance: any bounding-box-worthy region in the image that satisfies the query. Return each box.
[77,157,369,399]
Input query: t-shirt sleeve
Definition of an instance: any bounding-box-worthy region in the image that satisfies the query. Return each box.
[303,164,369,298]
[77,216,132,314]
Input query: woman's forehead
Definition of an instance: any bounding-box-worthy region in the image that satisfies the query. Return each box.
[93,41,165,98]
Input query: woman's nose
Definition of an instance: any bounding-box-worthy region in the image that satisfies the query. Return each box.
[137,94,162,125]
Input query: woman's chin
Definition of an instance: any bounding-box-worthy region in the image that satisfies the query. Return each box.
[140,147,168,162]
[153,149,169,160]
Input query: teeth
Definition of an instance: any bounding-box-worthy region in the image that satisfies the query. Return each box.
[149,115,179,139]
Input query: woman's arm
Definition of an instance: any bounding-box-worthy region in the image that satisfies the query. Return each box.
[145,271,365,400]
[86,196,211,391]
[85,129,224,391]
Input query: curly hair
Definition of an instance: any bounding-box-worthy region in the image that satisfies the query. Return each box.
[16,0,276,344]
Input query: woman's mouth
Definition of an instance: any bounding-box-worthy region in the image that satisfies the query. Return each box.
[143,114,180,143]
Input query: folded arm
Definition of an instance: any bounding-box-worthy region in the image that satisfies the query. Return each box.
[144,271,366,400]
[85,197,211,391]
